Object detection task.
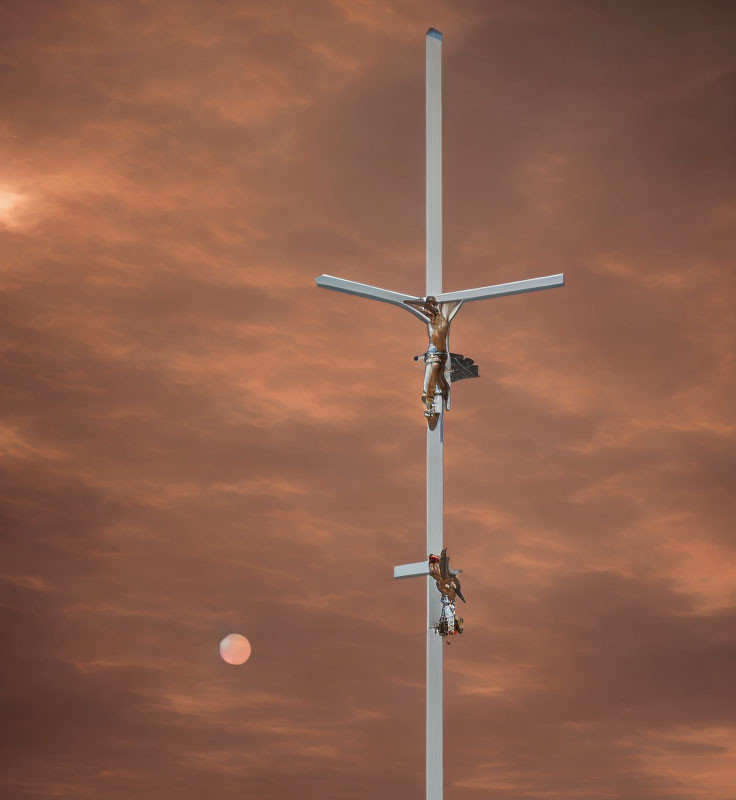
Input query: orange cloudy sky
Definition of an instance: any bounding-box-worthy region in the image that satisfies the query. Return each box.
[1,1,735,798]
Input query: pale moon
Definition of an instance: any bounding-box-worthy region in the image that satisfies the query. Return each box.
[219,633,252,665]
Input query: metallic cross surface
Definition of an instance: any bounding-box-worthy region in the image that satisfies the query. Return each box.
[314,28,564,800]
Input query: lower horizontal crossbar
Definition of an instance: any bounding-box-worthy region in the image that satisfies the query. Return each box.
[393,561,431,579]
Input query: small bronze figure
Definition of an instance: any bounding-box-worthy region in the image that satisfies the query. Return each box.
[428,549,465,640]
[403,297,462,429]
[429,548,466,604]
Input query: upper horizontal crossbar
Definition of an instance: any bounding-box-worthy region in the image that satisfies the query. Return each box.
[314,275,427,320]
[315,272,564,318]
[436,273,564,303]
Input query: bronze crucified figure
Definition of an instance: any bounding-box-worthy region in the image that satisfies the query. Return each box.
[403,296,462,429]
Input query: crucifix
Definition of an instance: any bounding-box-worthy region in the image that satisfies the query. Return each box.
[315,28,564,800]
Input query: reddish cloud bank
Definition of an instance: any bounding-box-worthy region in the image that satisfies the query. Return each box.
[1,1,734,798]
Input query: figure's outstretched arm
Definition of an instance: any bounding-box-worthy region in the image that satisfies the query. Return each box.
[403,298,432,322]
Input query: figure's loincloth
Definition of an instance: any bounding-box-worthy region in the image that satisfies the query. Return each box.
[424,345,448,365]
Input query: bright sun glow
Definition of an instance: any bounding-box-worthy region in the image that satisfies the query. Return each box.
[0,190,24,226]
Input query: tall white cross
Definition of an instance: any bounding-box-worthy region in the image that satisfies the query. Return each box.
[315,28,564,800]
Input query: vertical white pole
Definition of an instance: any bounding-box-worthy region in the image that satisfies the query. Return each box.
[426,28,443,297]
[426,417,443,800]
[425,26,443,800]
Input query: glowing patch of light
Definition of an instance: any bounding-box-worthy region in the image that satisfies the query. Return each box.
[0,190,24,226]
[219,633,252,665]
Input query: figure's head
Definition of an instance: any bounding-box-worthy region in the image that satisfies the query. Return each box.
[429,554,440,563]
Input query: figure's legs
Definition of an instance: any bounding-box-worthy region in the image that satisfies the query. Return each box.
[437,364,450,409]
[422,362,432,406]
[422,352,444,429]
[424,361,442,412]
